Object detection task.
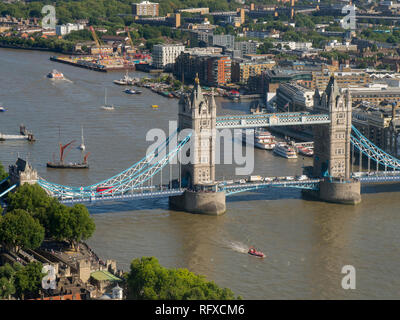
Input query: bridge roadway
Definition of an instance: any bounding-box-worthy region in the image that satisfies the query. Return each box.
[220,179,321,196]
[216,112,330,129]
[59,188,185,204]
[54,172,400,204]
[353,171,400,184]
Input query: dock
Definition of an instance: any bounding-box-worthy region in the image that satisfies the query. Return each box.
[50,56,136,72]
[0,124,35,142]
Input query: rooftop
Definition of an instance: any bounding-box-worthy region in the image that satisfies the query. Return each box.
[91,270,122,282]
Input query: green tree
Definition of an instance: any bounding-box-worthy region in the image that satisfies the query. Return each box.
[127,257,240,300]
[68,204,96,248]
[0,263,16,299]
[14,262,44,299]
[7,183,59,233]
[0,162,7,181]
[50,204,95,250]
[0,209,44,252]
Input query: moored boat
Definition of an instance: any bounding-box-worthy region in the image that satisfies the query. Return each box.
[254,130,276,150]
[101,88,115,110]
[297,145,314,157]
[113,71,135,85]
[124,88,142,94]
[273,142,298,159]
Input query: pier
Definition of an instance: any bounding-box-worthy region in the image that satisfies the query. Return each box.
[50,56,136,72]
[0,124,35,141]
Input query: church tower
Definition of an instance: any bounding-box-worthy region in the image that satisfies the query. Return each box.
[312,76,352,179]
[178,75,216,187]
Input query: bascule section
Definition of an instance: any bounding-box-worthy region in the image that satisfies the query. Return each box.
[169,75,226,215]
[311,76,361,205]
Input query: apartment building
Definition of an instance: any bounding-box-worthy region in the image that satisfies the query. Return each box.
[173,48,230,86]
[312,71,371,91]
[152,43,185,69]
[132,1,159,17]
[231,59,276,84]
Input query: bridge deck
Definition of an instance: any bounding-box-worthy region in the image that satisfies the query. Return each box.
[216,112,330,129]
[60,188,185,204]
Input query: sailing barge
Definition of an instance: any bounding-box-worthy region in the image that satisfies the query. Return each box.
[47,140,90,169]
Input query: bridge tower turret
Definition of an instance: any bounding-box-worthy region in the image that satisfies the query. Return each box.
[309,75,361,204]
[313,76,352,179]
[178,74,216,187]
[170,76,226,215]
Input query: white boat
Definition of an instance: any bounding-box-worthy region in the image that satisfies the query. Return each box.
[78,126,85,151]
[273,142,298,159]
[113,71,135,85]
[124,88,142,94]
[47,69,64,79]
[0,106,6,112]
[101,88,115,110]
[254,130,276,150]
[297,145,314,157]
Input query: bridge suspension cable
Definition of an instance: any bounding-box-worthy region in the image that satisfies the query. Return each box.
[38,130,191,199]
[351,125,400,170]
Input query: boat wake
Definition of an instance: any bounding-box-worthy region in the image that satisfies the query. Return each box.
[226,240,249,254]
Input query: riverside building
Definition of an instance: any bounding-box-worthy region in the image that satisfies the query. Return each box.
[152,43,185,70]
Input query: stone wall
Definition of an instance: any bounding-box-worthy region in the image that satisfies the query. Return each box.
[319,179,361,205]
[169,190,226,215]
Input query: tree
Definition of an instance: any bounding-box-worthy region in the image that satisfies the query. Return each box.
[0,209,44,252]
[68,204,96,248]
[0,162,7,181]
[13,262,44,299]
[127,257,240,300]
[0,264,16,299]
[50,204,95,250]
[6,183,60,235]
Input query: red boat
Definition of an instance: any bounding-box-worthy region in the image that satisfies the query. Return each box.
[248,247,266,258]
[297,146,314,157]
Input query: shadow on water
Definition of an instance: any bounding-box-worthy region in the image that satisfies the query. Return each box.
[84,197,169,214]
[361,183,400,194]
[82,188,303,214]
[226,188,302,203]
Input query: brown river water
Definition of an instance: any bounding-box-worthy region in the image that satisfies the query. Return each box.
[0,48,399,299]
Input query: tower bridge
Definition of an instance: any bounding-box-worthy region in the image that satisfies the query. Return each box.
[2,76,400,214]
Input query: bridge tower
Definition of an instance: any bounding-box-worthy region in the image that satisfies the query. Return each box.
[310,76,361,204]
[177,75,216,187]
[9,158,38,186]
[169,75,226,215]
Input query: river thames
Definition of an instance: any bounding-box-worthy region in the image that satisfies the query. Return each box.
[1,48,399,299]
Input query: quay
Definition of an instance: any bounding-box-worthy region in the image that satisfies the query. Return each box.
[50,56,136,72]
[0,124,35,142]
[50,56,107,72]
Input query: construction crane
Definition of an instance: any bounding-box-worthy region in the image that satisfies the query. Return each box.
[89,26,103,58]
[125,27,136,55]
